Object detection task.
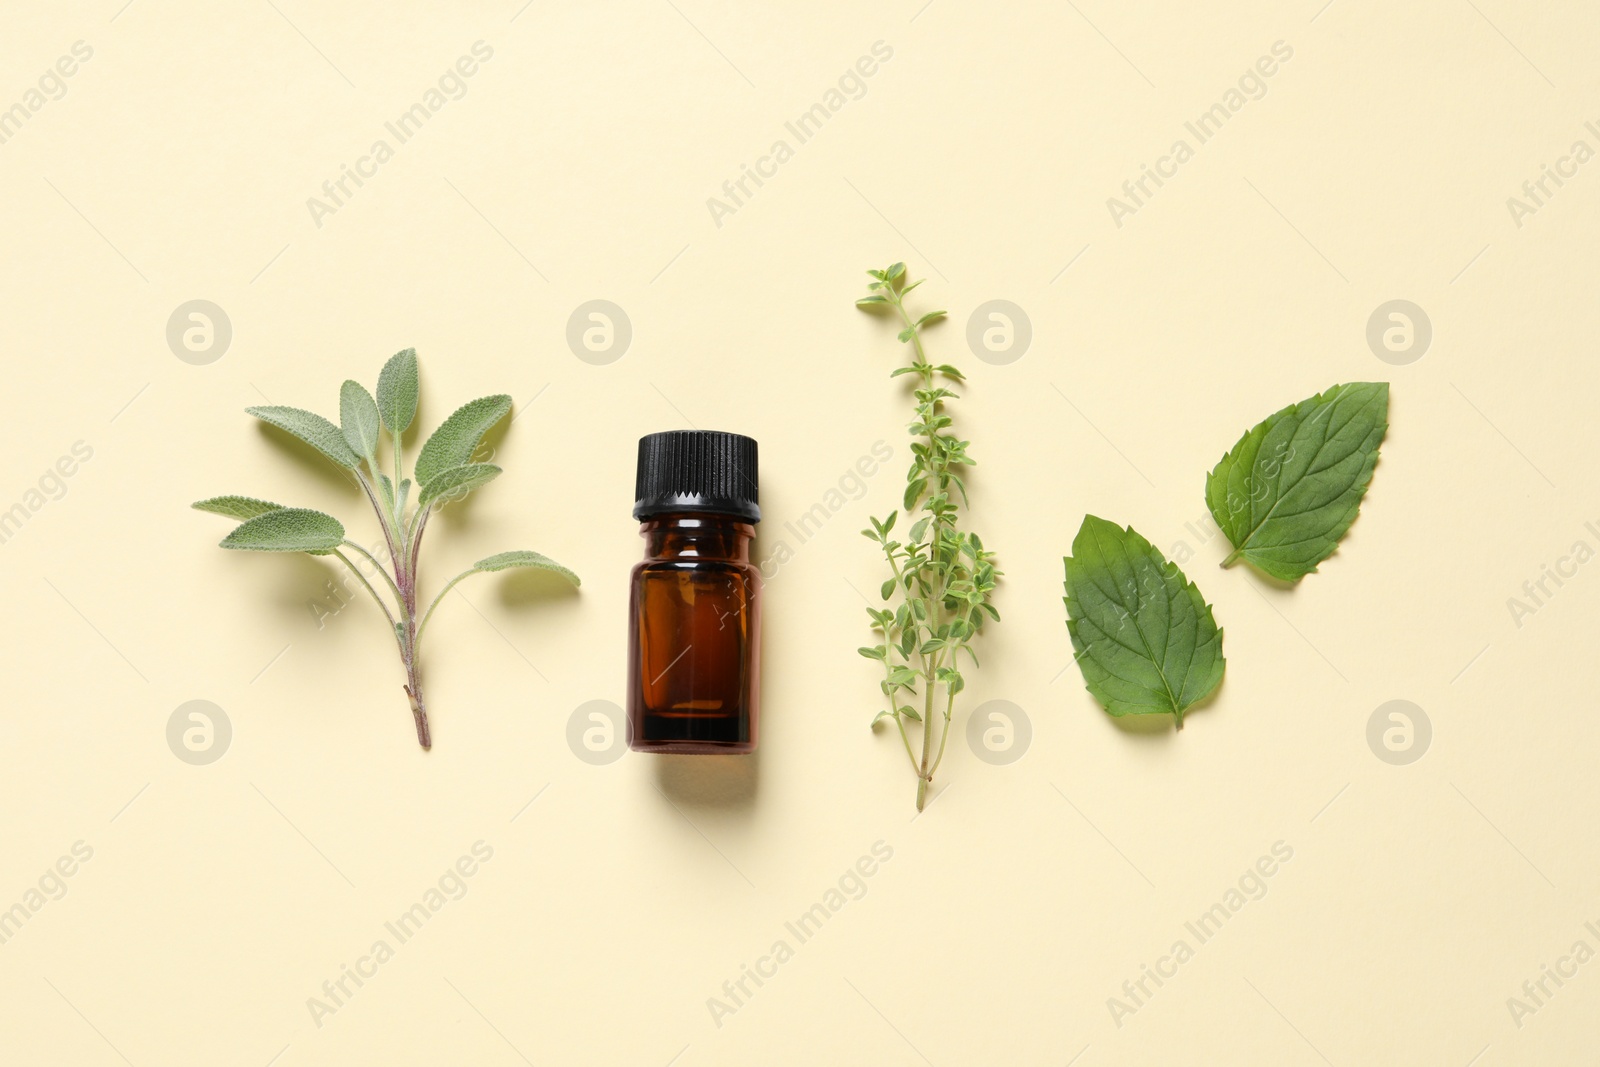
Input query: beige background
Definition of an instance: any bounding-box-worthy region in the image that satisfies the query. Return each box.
[1,1,1596,1063]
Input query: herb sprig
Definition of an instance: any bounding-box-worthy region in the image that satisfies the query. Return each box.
[857,263,1000,811]
[194,349,578,749]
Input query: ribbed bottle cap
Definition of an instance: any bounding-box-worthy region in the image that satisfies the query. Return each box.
[633,430,760,523]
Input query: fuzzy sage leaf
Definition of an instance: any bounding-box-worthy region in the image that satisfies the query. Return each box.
[376,348,419,433]
[1207,382,1389,581]
[340,380,382,464]
[418,462,501,508]
[415,549,580,646]
[415,394,511,486]
[246,406,360,469]
[219,508,344,555]
[1064,515,1224,727]
[473,550,580,586]
[192,495,284,520]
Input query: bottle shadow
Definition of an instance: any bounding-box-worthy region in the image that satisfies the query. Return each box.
[652,747,760,810]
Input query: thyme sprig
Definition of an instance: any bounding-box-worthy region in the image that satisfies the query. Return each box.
[857,263,1000,811]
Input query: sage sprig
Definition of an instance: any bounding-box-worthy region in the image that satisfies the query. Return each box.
[857,263,1000,811]
[194,349,578,749]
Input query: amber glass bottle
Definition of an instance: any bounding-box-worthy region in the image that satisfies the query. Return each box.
[627,431,761,753]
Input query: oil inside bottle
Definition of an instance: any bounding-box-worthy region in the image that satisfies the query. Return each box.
[628,516,759,751]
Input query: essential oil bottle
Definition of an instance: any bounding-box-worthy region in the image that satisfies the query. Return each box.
[627,431,761,754]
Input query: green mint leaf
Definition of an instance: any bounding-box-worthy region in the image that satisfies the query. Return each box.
[246,405,360,469]
[856,295,889,307]
[1206,382,1389,581]
[220,508,344,555]
[1064,515,1224,725]
[473,549,579,586]
[915,311,946,328]
[415,394,512,486]
[192,496,285,520]
[339,380,382,463]
[376,348,419,433]
[886,262,905,280]
[418,462,501,508]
